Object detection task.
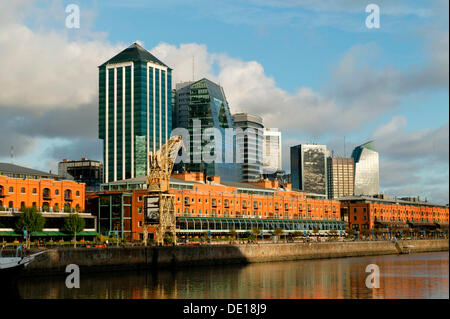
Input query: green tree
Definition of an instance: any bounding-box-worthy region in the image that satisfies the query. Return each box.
[63,214,85,248]
[15,207,45,249]
[251,227,261,241]
[274,227,283,242]
[229,228,237,241]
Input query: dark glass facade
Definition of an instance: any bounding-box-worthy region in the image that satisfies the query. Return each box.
[98,43,172,182]
[290,144,328,195]
[232,113,264,182]
[184,79,241,182]
[351,141,379,196]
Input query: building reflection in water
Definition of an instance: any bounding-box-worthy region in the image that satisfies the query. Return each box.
[17,251,448,299]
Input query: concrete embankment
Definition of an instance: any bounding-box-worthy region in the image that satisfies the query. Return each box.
[22,239,449,276]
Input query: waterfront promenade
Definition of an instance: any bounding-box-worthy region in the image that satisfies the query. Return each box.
[18,239,449,276]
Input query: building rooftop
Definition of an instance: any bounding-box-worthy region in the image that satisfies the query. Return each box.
[337,195,447,208]
[0,163,59,179]
[100,42,169,68]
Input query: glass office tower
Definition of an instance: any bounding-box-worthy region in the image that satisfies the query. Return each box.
[184,78,241,182]
[262,128,282,174]
[232,113,264,182]
[351,141,379,196]
[98,43,172,183]
[290,144,328,195]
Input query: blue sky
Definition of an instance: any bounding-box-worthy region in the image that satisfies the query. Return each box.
[0,0,448,203]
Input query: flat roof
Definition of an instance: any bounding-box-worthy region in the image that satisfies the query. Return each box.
[338,196,448,208]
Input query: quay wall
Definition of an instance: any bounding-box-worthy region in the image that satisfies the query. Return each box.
[22,239,449,276]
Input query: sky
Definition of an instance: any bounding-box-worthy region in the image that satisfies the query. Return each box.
[0,0,448,204]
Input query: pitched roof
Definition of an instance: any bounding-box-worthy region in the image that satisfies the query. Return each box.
[100,42,169,68]
[0,163,58,178]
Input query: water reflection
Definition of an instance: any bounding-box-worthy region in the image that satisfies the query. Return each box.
[18,251,448,299]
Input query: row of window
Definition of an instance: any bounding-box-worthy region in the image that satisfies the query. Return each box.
[0,200,80,211]
[2,187,79,197]
[179,196,336,212]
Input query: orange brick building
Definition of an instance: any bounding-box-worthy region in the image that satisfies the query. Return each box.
[0,175,85,213]
[340,196,449,234]
[86,172,344,241]
[0,163,95,241]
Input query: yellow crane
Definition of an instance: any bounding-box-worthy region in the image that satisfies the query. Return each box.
[143,136,185,246]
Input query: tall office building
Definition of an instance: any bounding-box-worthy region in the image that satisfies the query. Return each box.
[326,157,354,199]
[185,78,241,182]
[262,128,282,174]
[232,113,264,182]
[290,144,328,195]
[351,141,379,196]
[173,81,194,130]
[98,42,172,183]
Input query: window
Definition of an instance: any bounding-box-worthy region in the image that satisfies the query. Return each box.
[9,187,13,193]
[138,221,142,227]
[138,208,142,214]
[32,188,37,194]
[21,187,25,194]
[55,189,59,195]
[138,196,142,202]
[76,191,80,197]
[353,216,357,221]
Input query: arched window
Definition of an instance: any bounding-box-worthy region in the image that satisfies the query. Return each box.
[9,201,13,209]
[43,188,51,200]
[76,191,80,197]
[64,189,72,200]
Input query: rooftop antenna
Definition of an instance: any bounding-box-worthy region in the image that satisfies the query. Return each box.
[344,136,346,158]
[10,145,14,164]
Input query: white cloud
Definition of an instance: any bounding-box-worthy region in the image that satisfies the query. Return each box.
[0,1,122,114]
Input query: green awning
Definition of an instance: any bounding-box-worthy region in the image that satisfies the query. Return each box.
[0,231,98,237]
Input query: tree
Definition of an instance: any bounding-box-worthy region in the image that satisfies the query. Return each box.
[15,207,45,249]
[229,228,237,241]
[63,214,85,248]
[251,227,261,241]
[274,227,283,242]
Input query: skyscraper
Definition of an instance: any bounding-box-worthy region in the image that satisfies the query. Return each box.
[290,144,328,195]
[184,78,241,182]
[172,81,194,130]
[351,141,379,196]
[262,128,282,174]
[98,43,172,183]
[326,157,354,199]
[232,113,264,182]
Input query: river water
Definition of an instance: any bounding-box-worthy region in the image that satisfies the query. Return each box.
[17,251,448,299]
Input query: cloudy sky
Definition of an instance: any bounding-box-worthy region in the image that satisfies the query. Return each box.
[0,0,448,204]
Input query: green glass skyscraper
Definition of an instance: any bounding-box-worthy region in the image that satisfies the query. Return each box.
[98,43,172,183]
[181,78,241,182]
